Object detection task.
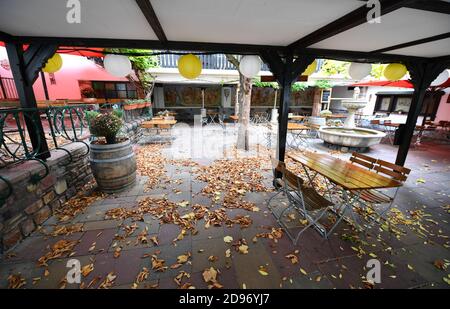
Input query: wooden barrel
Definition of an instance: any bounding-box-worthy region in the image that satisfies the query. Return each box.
[89,139,137,193]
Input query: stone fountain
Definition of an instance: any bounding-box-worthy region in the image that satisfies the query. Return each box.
[318,87,386,151]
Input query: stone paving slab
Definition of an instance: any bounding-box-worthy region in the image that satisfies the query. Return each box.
[1,131,449,289]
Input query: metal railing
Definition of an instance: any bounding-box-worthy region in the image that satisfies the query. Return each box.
[157,54,270,71]
[0,102,152,205]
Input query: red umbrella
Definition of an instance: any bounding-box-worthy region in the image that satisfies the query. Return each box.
[352,78,450,89]
[352,79,413,88]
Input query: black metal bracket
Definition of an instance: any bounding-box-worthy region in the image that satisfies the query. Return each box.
[395,60,450,166]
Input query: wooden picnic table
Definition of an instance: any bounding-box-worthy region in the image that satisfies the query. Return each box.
[289,115,306,121]
[141,119,177,128]
[325,114,347,119]
[287,151,402,190]
[287,123,310,131]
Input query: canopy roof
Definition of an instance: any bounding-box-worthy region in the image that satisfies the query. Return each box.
[0,0,449,63]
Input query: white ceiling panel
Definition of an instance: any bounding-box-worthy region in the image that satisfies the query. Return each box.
[151,0,362,45]
[0,0,158,40]
[310,8,450,53]
[384,38,450,58]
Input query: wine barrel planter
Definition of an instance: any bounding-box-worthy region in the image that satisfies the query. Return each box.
[89,139,137,193]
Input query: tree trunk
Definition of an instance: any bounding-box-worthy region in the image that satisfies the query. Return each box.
[237,75,252,150]
[226,54,252,151]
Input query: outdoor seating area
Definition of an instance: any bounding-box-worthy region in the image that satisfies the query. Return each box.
[0,0,449,301]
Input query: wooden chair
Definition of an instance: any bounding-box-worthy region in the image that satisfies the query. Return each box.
[370,119,380,130]
[349,152,377,170]
[356,159,410,225]
[268,159,335,243]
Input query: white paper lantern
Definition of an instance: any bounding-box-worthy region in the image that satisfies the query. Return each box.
[239,56,261,78]
[349,63,372,80]
[103,54,132,77]
[431,69,449,87]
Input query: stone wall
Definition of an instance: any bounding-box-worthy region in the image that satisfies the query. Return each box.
[0,116,148,253]
[0,142,93,253]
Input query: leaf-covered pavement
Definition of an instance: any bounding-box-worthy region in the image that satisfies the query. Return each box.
[1,141,449,289]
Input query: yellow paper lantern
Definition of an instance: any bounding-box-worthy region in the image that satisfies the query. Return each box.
[178,54,202,79]
[42,53,63,73]
[383,63,407,81]
[302,60,317,76]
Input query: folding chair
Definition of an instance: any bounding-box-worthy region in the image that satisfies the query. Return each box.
[267,159,336,244]
[349,152,377,170]
[306,124,321,138]
[353,159,410,226]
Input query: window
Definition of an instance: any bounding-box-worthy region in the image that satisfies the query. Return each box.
[378,97,391,112]
[374,92,443,119]
[394,97,411,113]
[91,81,137,99]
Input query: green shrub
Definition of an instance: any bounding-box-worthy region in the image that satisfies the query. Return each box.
[90,113,123,144]
[112,109,123,119]
[320,110,332,117]
[85,110,100,126]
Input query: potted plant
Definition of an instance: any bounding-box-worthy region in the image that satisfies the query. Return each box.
[137,99,146,109]
[123,99,137,110]
[81,87,97,103]
[308,110,331,127]
[88,113,137,192]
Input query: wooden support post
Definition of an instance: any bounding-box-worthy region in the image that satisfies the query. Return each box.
[40,71,50,100]
[5,42,58,160]
[395,61,449,166]
[260,51,315,162]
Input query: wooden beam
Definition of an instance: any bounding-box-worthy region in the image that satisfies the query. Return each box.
[135,0,167,44]
[395,60,450,166]
[407,0,450,14]
[16,36,281,55]
[15,36,431,63]
[288,0,413,50]
[359,0,450,14]
[373,32,450,53]
[0,30,13,42]
[5,43,56,160]
[260,52,316,164]
[297,47,426,63]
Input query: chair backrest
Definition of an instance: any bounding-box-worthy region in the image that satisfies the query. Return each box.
[373,159,411,182]
[271,157,285,174]
[308,124,321,130]
[270,157,304,189]
[349,152,377,170]
[283,167,304,190]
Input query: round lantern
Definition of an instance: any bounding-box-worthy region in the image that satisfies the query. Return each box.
[431,69,449,87]
[348,63,372,80]
[302,60,317,76]
[103,54,132,77]
[383,63,407,81]
[239,55,261,78]
[42,53,63,73]
[178,54,202,79]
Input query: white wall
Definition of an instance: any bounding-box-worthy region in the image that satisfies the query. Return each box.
[435,93,450,123]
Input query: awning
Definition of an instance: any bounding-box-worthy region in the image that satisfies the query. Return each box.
[0,42,104,57]
[352,78,450,89]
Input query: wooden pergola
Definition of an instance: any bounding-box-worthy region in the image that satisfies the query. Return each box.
[0,0,449,166]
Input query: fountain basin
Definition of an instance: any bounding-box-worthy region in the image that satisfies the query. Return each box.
[318,127,386,148]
